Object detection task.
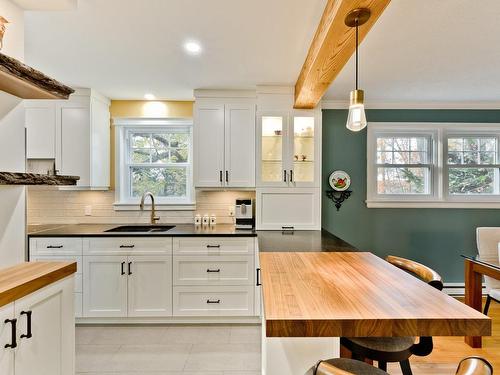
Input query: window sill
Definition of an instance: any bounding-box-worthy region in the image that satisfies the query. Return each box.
[113,202,196,211]
[366,200,500,209]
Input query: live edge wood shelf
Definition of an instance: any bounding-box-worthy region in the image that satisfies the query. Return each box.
[0,172,79,185]
[0,261,77,308]
[260,252,491,338]
[0,52,74,99]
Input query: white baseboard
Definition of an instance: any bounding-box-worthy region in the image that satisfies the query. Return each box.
[443,282,486,296]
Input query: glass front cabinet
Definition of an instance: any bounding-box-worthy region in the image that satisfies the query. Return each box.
[257,111,320,188]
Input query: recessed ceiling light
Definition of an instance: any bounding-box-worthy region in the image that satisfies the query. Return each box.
[184,41,202,55]
[144,93,156,100]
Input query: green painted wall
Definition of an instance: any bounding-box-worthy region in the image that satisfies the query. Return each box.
[322,110,500,283]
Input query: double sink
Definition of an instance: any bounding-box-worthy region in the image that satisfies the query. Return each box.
[104,225,175,233]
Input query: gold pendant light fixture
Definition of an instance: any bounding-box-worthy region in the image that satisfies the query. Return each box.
[345,8,371,132]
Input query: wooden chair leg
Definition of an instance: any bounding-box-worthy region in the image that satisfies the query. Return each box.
[484,295,492,315]
[378,361,387,371]
[400,359,413,375]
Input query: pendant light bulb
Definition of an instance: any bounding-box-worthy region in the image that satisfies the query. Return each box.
[346,89,367,132]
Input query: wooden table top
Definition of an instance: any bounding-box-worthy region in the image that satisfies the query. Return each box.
[260,252,491,338]
[0,261,77,307]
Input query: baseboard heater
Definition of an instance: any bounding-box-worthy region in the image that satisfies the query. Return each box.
[443,282,486,297]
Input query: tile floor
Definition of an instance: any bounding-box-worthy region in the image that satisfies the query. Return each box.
[76,324,262,375]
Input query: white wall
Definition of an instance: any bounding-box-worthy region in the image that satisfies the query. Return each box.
[0,0,24,60]
[0,0,25,268]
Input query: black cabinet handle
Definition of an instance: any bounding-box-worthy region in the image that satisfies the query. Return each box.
[283,170,287,182]
[282,226,295,235]
[225,170,229,183]
[290,169,294,183]
[219,170,223,183]
[119,245,135,248]
[256,268,261,286]
[206,299,221,304]
[128,262,132,275]
[4,319,17,349]
[20,311,32,339]
[47,245,63,249]
[121,262,125,275]
[207,269,221,273]
[206,245,221,248]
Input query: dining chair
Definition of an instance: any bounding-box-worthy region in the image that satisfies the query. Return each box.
[340,255,444,375]
[476,227,500,315]
[313,356,492,375]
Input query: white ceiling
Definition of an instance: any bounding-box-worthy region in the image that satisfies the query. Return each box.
[24,0,500,102]
[24,0,326,100]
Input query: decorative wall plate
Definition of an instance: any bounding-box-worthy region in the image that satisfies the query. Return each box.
[329,170,351,191]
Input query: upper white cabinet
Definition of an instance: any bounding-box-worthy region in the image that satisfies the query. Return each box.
[257,111,320,188]
[194,91,256,188]
[25,89,111,190]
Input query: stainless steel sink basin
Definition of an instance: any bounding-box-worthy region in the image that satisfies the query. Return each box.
[104,225,175,233]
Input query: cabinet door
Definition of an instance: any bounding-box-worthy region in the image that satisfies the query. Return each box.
[0,303,14,375]
[224,103,255,187]
[58,103,90,186]
[256,188,321,230]
[257,112,290,187]
[194,103,225,187]
[14,277,74,375]
[290,114,319,188]
[83,256,127,317]
[127,256,172,317]
[25,102,56,159]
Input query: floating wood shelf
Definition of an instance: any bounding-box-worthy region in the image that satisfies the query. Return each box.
[0,172,79,186]
[0,52,74,99]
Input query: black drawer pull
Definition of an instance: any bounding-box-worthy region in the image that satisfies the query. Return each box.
[256,268,261,286]
[128,262,132,275]
[120,245,135,248]
[207,269,221,273]
[206,245,221,248]
[47,245,63,249]
[20,311,32,339]
[4,319,17,349]
[206,299,221,304]
[121,262,125,275]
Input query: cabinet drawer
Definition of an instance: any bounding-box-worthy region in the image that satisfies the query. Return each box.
[173,256,254,286]
[173,237,254,255]
[30,237,83,256]
[30,255,82,275]
[173,286,254,316]
[85,237,172,255]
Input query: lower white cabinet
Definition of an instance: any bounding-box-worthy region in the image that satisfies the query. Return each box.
[256,187,321,230]
[0,277,74,375]
[82,255,172,318]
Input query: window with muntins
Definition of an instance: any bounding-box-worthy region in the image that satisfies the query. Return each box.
[367,123,500,208]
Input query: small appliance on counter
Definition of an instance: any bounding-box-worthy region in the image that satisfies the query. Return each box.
[235,199,254,229]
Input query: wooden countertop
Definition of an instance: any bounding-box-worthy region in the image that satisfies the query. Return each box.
[0,262,77,307]
[260,252,491,338]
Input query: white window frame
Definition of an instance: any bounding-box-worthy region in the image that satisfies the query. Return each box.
[367,122,500,208]
[113,118,195,211]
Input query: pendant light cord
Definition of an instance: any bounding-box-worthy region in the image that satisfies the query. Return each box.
[355,19,359,90]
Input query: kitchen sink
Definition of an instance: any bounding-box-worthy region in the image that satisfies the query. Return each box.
[104,225,175,233]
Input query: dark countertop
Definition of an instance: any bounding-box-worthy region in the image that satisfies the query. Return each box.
[27,224,357,252]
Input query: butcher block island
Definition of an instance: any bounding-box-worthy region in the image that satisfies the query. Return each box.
[0,261,76,375]
[259,252,491,375]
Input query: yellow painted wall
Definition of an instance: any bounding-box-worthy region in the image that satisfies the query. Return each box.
[109,100,194,190]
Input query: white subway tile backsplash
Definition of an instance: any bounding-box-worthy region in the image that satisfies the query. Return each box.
[27,188,255,225]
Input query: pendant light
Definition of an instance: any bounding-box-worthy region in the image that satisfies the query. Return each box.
[345,8,370,132]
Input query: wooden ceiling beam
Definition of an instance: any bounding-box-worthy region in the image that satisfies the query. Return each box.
[294,0,391,109]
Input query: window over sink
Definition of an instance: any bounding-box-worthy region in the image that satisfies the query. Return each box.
[114,118,194,210]
[367,123,500,208]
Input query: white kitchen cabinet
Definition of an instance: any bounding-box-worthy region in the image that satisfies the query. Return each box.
[256,188,321,230]
[83,256,128,317]
[194,93,256,188]
[127,255,172,317]
[25,102,56,159]
[0,303,14,375]
[25,89,110,190]
[14,277,74,375]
